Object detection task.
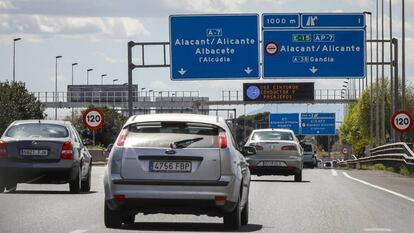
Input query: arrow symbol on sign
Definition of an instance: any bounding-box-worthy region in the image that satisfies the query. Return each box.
[178,68,187,76]
[244,67,253,75]
[309,66,318,74]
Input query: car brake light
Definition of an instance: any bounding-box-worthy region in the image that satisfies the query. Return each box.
[215,195,226,205]
[281,145,296,151]
[218,131,227,149]
[60,140,74,160]
[0,140,7,158]
[116,129,128,147]
[114,194,125,201]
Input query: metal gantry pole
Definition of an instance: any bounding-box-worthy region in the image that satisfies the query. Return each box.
[389,0,395,141]
[381,0,386,144]
[392,38,399,141]
[402,0,406,110]
[367,12,374,147]
[376,0,380,146]
[128,41,134,117]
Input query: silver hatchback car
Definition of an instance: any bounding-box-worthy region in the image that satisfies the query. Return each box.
[104,114,250,229]
[244,129,303,182]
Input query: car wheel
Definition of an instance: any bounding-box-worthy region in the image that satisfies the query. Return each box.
[5,183,17,192]
[80,165,92,192]
[223,195,242,230]
[294,170,302,182]
[241,197,249,226]
[122,214,135,224]
[69,166,81,193]
[0,184,5,193]
[104,201,122,228]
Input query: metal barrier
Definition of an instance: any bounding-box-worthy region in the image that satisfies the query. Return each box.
[340,143,414,175]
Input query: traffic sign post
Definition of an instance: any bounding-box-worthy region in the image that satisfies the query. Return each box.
[391,111,413,134]
[83,108,105,146]
[170,14,260,80]
[301,113,336,135]
[269,113,300,135]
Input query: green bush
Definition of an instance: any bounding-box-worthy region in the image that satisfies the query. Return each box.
[400,166,411,176]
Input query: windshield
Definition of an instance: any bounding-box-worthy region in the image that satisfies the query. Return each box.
[252,131,294,141]
[124,122,219,148]
[5,123,69,138]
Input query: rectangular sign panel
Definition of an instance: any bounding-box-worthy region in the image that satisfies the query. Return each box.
[262,14,300,28]
[170,14,260,80]
[262,29,365,78]
[301,13,365,28]
[269,113,300,135]
[243,82,314,102]
[301,113,336,135]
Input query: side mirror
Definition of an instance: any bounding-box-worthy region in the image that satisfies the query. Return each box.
[242,146,256,157]
[106,143,114,152]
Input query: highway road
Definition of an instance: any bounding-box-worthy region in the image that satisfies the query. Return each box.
[0,167,413,233]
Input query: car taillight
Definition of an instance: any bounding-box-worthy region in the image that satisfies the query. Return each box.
[281,145,297,151]
[116,129,128,147]
[0,140,7,158]
[218,131,227,149]
[60,140,74,160]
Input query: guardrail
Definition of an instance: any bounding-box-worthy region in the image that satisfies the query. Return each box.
[339,143,414,175]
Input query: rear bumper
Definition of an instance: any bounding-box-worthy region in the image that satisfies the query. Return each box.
[247,158,302,176]
[0,159,79,184]
[104,173,240,216]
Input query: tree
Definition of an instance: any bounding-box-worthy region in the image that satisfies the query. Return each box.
[340,79,414,156]
[70,106,127,147]
[0,81,45,134]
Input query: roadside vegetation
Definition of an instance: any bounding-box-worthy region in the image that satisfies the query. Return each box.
[340,79,414,156]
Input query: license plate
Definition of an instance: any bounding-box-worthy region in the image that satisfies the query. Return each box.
[257,161,287,167]
[149,161,192,172]
[20,149,48,156]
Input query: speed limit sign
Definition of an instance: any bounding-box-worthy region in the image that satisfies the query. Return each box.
[391,111,413,133]
[82,108,105,131]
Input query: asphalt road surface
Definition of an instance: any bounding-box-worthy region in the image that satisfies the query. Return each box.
[1,167,413,233]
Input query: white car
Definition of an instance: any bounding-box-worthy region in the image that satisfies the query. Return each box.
[104,114,250,229]
[244,128,304,182]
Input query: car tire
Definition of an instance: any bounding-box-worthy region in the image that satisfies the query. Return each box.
[69,166,81,193]
[0,184,5,193]
[104,202,122,228]
[241,197,249,226]
[5,183,17,192]
[223,195,242,230]
[294,170,302,182]
[80,165,91,192]
[122,214,135,224]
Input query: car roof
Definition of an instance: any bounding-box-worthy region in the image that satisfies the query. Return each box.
[125,114,227,129]
[10,119,72,127]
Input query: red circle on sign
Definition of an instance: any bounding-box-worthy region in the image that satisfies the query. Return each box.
[82,108,105,131]
[265,42,278,55]
[391,111,413,133]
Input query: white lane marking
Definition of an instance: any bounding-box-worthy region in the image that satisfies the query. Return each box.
[363,228,392,232]
[343,172,414,203]
[331,169,338,176]
[69,230,88,233]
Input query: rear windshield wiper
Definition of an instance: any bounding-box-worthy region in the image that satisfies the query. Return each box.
[171,137,204,148]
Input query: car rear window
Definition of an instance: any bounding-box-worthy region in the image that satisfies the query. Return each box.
[5,123,69,138]
[252,131,294,141]
[124,121,220,148]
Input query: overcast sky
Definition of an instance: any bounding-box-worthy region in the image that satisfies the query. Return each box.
[0,0,413,119]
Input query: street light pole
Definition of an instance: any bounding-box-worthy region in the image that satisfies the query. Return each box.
[364,11,373,147]
[389,0,395,141]
[86,68,93,85]
[101,74,107,85]
[55,55,62,120]
[375,0,380,146]
[71,63,78,122]
[12,38,21,82]
[381,0,385,144]
[112,79,118,85]
[402,0,406,110]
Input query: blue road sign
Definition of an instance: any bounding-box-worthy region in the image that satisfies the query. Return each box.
[263,14,300,28]
[170,14,260,80]
[301,13,365,28]
[269,113,300,135]
[301,113,336,135]
[262,29,365,78]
